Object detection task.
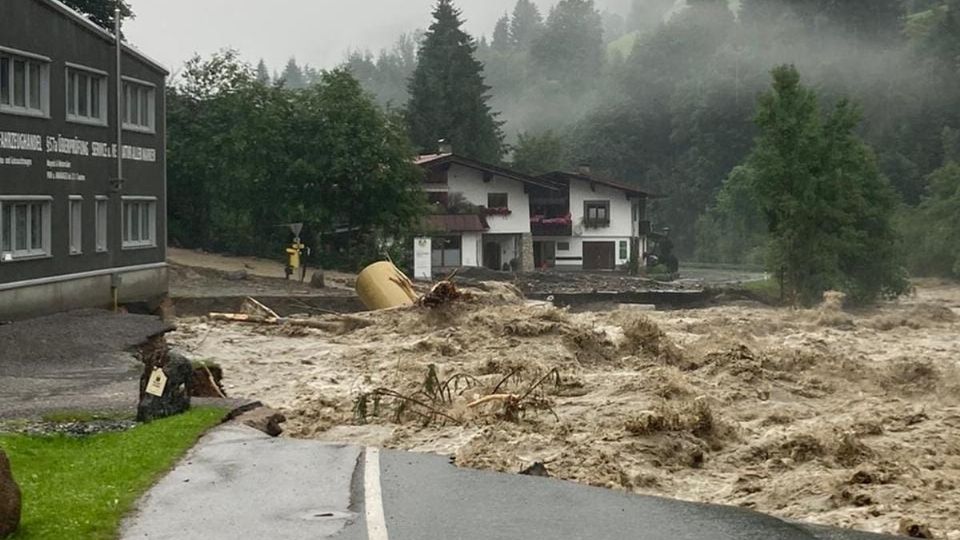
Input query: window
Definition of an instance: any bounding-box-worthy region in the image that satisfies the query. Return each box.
[95,197,108,252]
[123,80,155,131]
[584,201,610,228]
[0,198,51,259]
[122,198,156,248]
[558,242,570,252]
[66,66,107,125]
[487,193,509,209]
[431,236,462,268]
[0,50,49,116]
[69,197,83,255]
[619,240,628,260]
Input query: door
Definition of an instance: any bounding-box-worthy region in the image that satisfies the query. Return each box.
[483,242,502,271]
[534,241,556,269]
[582,242,615,270]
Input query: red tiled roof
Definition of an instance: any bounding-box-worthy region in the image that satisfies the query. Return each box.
[423,214,488,233]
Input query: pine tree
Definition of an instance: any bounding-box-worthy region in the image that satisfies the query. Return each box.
[280,58,307,89]
[745,65,907,304]
[492,15,512,52]
[407,0,504,162]
[510,0,544,49]
[256,59,271,85]
[531,0,605,88]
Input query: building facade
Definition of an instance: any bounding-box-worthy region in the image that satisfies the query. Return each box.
[0,0,168,320]
[417,153,555,273]
[416,154,653,273]
[531,169,651,271]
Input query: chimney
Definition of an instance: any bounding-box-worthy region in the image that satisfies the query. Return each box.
[577,162,591,176]
[438,139,453,155]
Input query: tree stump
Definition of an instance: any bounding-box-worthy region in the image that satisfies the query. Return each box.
[137,338,193,422]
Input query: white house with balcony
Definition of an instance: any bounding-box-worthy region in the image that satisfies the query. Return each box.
[415,153,557,273]
[529,168,653,271]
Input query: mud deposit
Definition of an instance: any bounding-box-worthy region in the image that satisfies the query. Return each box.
[170,280,960,537]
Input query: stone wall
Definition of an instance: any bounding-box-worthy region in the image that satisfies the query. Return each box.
[520,233,535,272]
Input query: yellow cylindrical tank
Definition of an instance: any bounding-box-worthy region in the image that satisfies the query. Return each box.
[355,261,418,310]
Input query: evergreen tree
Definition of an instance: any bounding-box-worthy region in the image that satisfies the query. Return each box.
[255,59,271,85]
[280,58,307,89]
[531,0,605,88]
[492,15,512,52]
[60,0,133,31]
[407,0,504,162]
[510,0,544,49]
[742,65,907,304]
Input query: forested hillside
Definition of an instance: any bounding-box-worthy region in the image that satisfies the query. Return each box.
[261,0,957,267]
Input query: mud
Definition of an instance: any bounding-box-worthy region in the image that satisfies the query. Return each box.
[169,279,960,537]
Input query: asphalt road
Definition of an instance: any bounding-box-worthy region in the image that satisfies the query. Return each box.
[122,425,898,540]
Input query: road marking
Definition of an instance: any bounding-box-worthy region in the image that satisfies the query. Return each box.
[364,447,390,540]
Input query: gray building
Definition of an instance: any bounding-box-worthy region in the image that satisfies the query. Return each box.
[0,0,168,320]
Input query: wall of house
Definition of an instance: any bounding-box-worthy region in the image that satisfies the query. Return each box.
[568,179,634,239]
[537,236,634,269]
[447,164,531,235]
[0,0,167,317]
[462,232,480,267]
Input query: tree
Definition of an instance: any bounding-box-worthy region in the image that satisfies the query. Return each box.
[511,131,569,174]
[60,0,133,31]
[739,65,907,304]
[900,161,960,277]
[167,51,426,268]
[492,15,512,52]
[407,0,504,162]
[279,58,307,89]
[255,59,271,85]
[531,0,605,88]
[510,0,544,49]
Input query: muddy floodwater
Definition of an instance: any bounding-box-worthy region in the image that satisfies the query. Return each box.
[170,280,960,537]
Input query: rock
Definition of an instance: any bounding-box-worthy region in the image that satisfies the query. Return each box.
[137,352,193,422]
[899,519,935,539]
[190,363,226,398]
[519,461,550,477]
[0,450,21,538]
[224,270,248,281]
[310,270,325,289]
[236,407,286,437]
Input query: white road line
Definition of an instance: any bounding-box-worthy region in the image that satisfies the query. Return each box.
[364,447,390,540]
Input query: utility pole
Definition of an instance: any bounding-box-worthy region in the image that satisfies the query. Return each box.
[114,5,123,192]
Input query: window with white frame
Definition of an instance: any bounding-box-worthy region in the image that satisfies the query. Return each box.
[95,197,108,252]
[122,198,156,248]
[123,80,155,132]
[0,198,51,259]
[68,197,83,255]
[0,50,50,116]
[66,66,107,125]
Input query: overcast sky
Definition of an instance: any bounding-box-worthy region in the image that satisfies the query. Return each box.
[124,0,632,76]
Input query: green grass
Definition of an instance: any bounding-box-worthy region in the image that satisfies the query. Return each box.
[1,407,227,540]
[739,277,783,304]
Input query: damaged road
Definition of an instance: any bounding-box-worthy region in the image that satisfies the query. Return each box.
[122,424,895,540]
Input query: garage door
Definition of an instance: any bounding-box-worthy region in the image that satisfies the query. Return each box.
[582,242,615,270]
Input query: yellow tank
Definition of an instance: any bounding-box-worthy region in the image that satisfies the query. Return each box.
[355,261,418,310]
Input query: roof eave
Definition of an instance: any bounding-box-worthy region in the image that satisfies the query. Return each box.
[43,0,169,75]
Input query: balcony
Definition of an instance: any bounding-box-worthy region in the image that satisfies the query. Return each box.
[531,214,573,237]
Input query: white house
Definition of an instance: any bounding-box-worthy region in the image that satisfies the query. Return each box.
[415,153,557,273]
[530,167,652,271]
